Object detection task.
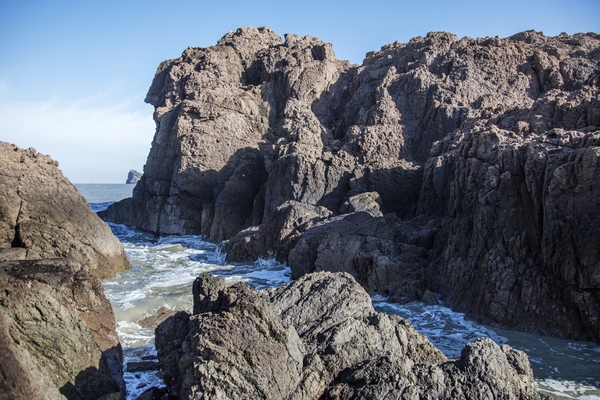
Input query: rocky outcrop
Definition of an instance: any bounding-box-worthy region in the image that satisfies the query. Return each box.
[101,27,600,342]
[0,143,130,398]
[126,170,142,184]
[155,272,548,399]
[1,142,131,279]
[0,259,125,399]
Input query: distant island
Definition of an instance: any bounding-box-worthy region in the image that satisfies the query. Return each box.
[126,169,141,184]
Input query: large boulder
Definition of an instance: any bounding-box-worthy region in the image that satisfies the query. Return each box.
[0,259,125,399]
[0,142,131,279]
[101,27,600,342]
[155,272,548,399]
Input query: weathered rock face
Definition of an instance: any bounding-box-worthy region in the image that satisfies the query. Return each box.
[126,169,142,184]
[101,27,600,342]
[155,272,548,399]
[0,142,131,279]
[0,143,130,398]
[0,259,125,399]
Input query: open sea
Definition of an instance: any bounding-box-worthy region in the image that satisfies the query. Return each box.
[76,183,600,400]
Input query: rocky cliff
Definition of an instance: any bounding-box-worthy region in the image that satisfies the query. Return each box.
[0,143,130,399]
[100,27,600,342]
[155,272,548,399]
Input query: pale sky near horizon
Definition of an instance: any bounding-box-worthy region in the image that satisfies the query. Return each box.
[1,0,598,183]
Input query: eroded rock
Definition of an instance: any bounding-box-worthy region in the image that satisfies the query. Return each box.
[0,143,130,398]
[155,272,548,399]
[102,27,600,342]
[0,259,125,399]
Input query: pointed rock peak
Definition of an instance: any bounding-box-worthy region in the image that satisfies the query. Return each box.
[217,26,283,49]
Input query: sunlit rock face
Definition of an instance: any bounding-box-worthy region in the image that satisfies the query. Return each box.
[0,142,131,279]
[155,272,547,399]
[102,27,600,342]
[0,142,130,399]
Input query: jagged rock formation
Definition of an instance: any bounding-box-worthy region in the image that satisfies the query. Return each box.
[0,143,130,399]
[155,272,548,399]
[126,169,142,184]
[1,142,131,279]
[100,27,600,342]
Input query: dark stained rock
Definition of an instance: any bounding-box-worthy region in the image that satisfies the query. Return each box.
[0,142,131,279]
[126,361,159,373]
[101,27,600,342]
[155,272,548,399]
[134,386,170,400]
[0,259,125,399]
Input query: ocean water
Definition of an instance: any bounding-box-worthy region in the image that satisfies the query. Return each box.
[77,184,600,400]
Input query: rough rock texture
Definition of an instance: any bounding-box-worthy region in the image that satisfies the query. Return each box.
[155,272,548,399]
[126,170,142,184]
[0,259,125,399]
[0,142,131,279]
[0,143,130,399]
[101,27,600,342]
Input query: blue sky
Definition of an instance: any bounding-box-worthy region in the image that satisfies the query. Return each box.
[1,0,598,183]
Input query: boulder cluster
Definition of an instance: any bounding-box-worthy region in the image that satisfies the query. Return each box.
[101,27,600,342]
[154,272,548,399]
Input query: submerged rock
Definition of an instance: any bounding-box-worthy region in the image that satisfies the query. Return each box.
[155,272,548,399]
[138,306,178,328]
[101,27,600,342]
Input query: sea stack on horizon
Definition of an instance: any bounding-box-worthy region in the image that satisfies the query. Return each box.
[126,169,142,184]
[100,27,600,344]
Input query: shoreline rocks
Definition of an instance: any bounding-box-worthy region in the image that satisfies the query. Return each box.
[100,27,600,342]
[0,259,125,399]
[0,143,131,399]
[155,272,549,399]
[1,142,131,279]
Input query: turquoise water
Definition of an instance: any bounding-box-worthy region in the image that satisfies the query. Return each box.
[78,184,600,400]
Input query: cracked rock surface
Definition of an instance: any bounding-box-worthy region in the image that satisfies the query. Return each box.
[0,142,130,279]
